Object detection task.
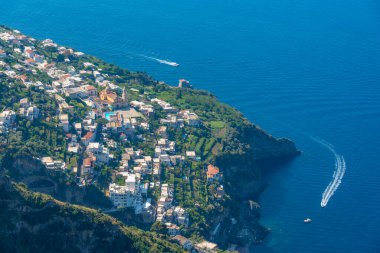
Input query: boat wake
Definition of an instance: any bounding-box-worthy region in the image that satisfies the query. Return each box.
[142,55,179,67]
[312,137,346,207]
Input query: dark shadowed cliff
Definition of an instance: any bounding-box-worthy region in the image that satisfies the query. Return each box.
[0,175,183,253]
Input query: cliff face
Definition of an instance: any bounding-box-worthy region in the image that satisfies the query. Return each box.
[155,87,299,247]
[0,176,183,253]
[213,122,299,246]
[216,122,299,199]
[0,26,300,250]
[8,156,112,209]
[11,156,44,176]
[245,125,300,161]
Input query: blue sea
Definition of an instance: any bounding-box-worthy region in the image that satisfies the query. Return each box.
[1,0,380,252]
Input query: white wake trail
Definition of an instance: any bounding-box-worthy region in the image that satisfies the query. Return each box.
[311,137,346,207]
[140,55,179,67]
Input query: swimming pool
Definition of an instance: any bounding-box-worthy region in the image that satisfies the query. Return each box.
[104,111,115,121]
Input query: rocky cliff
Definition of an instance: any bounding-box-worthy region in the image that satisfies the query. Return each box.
[245,125,300,161]
[213,122,299,247]
[216,121,299,198]
[0,175,183,253]
[0,26,300,251]
[6,155,113,209]
[155,86,300,247]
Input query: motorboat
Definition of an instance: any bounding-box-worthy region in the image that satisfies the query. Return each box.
[304,218,312,223]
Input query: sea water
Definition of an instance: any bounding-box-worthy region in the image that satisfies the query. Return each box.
[1,0,380,252]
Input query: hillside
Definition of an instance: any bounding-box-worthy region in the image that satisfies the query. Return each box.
[0,175,183,253]
[0,25,299,251]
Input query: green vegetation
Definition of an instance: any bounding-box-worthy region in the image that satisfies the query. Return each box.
[0,178,183,253]
[155,87,254,159]
[115,174,126,186]
[0,82,66,162]
[0,25,298,250]
[209,121,225,129]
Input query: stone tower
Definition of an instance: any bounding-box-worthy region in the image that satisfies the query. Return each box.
[105,83,110,92]
[122,87,128,102]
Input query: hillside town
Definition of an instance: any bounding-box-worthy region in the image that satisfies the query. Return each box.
[0,27,224,252]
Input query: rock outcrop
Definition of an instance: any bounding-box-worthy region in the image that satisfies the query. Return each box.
[0,176,182,253]
[213,122,299,247]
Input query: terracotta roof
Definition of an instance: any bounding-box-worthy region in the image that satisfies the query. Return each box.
[207,165,220,179]
[167,224,180,229]
[60,74,71,80]
[83,158,92,167]
[83,132,93,140]
[19,75,27,81]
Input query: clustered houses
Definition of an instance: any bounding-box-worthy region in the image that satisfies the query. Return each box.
[0,27,224,252]
[0,110,16,133]
[153,100,200,129]
[18,98,40,121]
[0,47,7,58]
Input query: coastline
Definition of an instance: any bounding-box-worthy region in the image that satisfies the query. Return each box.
[0,24,299,251]
[2,0,380,251]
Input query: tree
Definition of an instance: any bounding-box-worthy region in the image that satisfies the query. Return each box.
[96,118,108,126]
[45,45,56,58]
[97,166,112,190]
[57,54,65,62]
[150,221,168,234]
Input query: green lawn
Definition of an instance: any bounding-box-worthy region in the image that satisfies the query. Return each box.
[209,121,225,129]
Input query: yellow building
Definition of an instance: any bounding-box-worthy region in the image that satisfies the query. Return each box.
[99,86,128,108]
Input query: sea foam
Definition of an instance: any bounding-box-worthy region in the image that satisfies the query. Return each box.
[312,137,346,207]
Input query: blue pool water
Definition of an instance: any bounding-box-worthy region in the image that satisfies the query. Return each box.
[1,0,380,252]
[104,112,115,121]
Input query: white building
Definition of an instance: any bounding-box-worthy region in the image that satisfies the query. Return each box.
[59,114,70,132]
[74,122,82,136]
[41,157,66,170]
[87,142,110,164]
[109,173,142,210]
[186,151,196,160]
[0,49,6,58]
[21,106,39,121]
[174,206,189,227]
[0,110,16,133]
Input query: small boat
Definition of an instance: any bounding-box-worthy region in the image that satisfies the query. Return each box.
[304,218,312,223]
[165,61,179,67]
[156,59,179,67]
